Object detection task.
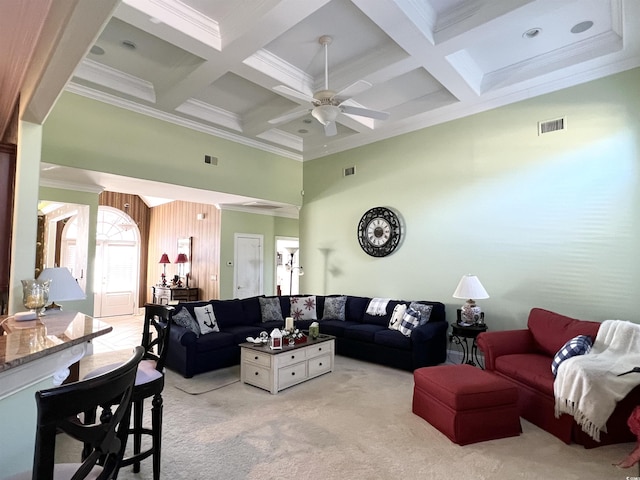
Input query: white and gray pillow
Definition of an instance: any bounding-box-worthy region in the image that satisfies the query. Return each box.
[409,302,433,325]
[173,308,201,337]
[259,297,284,322]
[194,304,220,335]
[290,295,317,320]
[322,296,347,321]
[388,303,407,330]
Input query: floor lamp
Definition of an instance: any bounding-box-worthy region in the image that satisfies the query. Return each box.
[284,247,304,295]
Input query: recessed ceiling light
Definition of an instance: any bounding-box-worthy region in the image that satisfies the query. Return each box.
[298,129,309,134]
[303,119,312,124]
[522,28,542,39]
[90,45,105,55]
[121,40,137,50]
[571,21,594,34]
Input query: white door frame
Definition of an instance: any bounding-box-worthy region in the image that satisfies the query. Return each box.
[233,233,264,298]
[275,236,299,295]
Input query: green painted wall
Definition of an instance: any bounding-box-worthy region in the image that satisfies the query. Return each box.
[38,186,99,315]
[42,93,303,207]
[301,68,640,331]
[219,210,298,299]
[0,377,51,476]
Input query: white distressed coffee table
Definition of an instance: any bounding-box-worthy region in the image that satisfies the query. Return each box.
[240,334,335,394]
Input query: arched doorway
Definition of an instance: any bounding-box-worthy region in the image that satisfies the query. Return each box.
[92,206,140,317]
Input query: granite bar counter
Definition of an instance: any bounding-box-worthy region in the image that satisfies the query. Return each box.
[0,311,112,478]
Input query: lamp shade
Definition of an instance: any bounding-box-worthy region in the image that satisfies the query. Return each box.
[452,274,489,300]
[158,253,171,264]
[174,253,188,264]
[37,267,86,303]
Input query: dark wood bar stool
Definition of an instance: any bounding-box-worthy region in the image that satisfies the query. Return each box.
[85,304,173,480]
[6,346,144,480]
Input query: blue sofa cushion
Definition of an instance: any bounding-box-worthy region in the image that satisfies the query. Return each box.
[343,324,387,342]
[346,296,369,322]
[211,299,246,328]
[194,331,236,353]
[318,320,360,337]
[239,296,263,324]
[224,325,267,344]
[374,329,412,350]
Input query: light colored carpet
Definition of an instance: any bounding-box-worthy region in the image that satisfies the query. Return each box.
[56,350,635,480]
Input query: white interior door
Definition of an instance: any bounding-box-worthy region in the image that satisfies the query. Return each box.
[234,234,263,298]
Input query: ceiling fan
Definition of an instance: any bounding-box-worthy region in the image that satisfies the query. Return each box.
[270,35,389,136]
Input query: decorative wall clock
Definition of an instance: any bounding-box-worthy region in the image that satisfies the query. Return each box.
[357,207,401,257]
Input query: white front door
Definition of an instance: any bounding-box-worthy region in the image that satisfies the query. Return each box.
[234,234,263,298]
[93,207,139,317]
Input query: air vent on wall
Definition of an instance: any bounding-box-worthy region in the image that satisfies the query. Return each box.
[343,166,356,176]
[538,117,566,135]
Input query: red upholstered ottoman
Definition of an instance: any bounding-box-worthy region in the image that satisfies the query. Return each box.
[413,364,521,445]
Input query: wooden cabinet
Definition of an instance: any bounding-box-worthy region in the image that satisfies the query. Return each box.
[152,286,198,304]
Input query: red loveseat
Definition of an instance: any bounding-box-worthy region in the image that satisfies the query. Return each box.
[477,308,640,448]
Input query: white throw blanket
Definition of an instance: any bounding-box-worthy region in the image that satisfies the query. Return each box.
[366,298,390,316]
[554,319,640,442]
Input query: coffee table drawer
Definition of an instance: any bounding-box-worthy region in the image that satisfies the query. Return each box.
[279,349,306,367]
[278,362,307,389]
[243,364,271,390]
[244,350,272,368]
[306,342,333,359]
[308,353,331,376]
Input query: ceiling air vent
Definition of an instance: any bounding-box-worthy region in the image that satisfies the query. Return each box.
[343,166,356,177]
[538,117,566,135]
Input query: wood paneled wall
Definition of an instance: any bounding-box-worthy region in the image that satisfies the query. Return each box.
[99,192,151,307]
[147,201,221,302]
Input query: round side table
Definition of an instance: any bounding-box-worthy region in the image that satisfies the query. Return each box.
[450,322,488,368]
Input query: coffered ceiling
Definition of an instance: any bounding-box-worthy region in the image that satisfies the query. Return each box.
[64,0,640,162]
[2,0,639,213]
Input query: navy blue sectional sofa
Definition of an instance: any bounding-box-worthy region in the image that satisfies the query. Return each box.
[165,295,447,378]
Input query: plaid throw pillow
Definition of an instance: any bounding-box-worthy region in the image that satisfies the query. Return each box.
[551,335,593,377]
[398,307,421,337]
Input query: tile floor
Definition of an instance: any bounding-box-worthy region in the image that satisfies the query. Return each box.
[92,314,144,353]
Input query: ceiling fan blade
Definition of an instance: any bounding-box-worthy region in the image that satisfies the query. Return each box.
[268,108,309,125]
[340,105,390,121]
[324,122,337,137]
[333,80,372,102]
[273,85,315,103]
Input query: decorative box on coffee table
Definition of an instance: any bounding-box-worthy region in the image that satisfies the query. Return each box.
[240,334,335,394]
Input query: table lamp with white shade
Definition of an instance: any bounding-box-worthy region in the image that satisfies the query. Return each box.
[452,274,489,324]
[37,267,87,311]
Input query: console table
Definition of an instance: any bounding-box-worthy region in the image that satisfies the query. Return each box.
[240,334,335,394]
[152,286,198,304]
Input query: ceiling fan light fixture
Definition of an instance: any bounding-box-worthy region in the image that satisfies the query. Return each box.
[312,105,339,126]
